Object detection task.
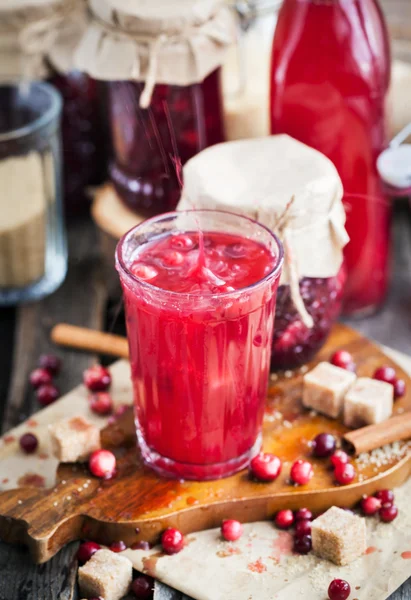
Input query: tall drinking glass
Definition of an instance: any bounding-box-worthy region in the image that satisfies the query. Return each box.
[116,210,283,480]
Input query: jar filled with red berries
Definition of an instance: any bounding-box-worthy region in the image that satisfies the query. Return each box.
[178,135,349,370]
[75,0,235,215]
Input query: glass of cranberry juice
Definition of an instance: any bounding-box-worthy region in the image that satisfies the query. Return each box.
[116,211,283,480]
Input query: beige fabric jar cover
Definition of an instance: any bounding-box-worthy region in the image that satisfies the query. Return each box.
[178,135,349,327]
[0,0,87,81]
[74,0,236,107]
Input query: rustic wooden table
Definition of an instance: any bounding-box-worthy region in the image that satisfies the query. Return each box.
[1,200,411,599]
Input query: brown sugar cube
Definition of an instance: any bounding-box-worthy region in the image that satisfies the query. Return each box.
[343,377,393,429]
[302,362,356,418]
[49,416,101,462]
[311,506,366,566]
[78,549,132,600]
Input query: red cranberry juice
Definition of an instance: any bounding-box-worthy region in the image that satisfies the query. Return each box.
[121,231,280,478]
[270,0,391,314]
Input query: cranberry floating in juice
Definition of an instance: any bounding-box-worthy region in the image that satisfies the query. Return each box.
[76,0,235,215]
[270,0,391,315]
[178,136,349,369]
[116,211,283,480]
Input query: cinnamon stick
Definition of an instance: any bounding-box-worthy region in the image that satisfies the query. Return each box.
[51,324,129,359]
[342,413,411,456]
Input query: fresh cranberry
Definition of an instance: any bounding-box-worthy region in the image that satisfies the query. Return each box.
[83,365,111,392]
[293,534,312,554]
[162,250,184,266]
[38,354,61,375]
[250,453,282,482]
[77,541,101,564]
[330,450,349,469]
[110,540,127,552]
[37,384,60,406]
[394,378,406,399]
[375,489,394,505]
[19,433,38,454]
[330,350,354,371]
[294,508,313,521]
[334,462,355,485]
[29,368,52,389]
[294,519,311,537]
[361,496,381,516]
[274,509,294,529]
[373,365,396,385]
[89,392,113,416]
[290,460,314,485]
[161,528,184,554]
[328,579,351,600]
[379,503,398,523]
[221,519,243,541]
[131,541,151,550]
[170,234,195,250]
[89,449,116,479]
[131,575,154,599]
[312,433,336,458]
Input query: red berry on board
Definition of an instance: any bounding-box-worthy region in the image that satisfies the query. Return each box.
[330,350,355,371]
[312,433,336,458]
[77,541,101,564]
[29,368,52,389]
[294,508,313,521]
[110,540,127,552]
[374,489,394,505]
[379,503,398,523]
[89,449,116,479]
[131,574,154,599]
[89,392,113,416]
[293,534,312,554]
[38,354,61,375]
[250,453,282,482]
[290,460,314,485]
[334,462,355,485]
[221,519,243,541]
[161,528,184,554]
[361,496,381,516]
[328,578,351,600]
[275,509,294,529]
[373,366,396,385]
[394,378,406,399]
[294,519,312,537]
[330,450,349,469]
[19,433,38,454]
[37,383,60,406]
[83,365,112,392]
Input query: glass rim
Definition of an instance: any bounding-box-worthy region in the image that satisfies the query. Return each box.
[0,82,62,143]
[116,209,284,299]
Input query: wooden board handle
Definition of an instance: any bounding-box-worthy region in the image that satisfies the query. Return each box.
[343,413,411,456]
[51,324,129,359]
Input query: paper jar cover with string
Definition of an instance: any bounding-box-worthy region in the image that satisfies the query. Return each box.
[74,0,236,107]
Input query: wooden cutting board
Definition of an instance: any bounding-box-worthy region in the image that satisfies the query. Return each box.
[1,324,411,564]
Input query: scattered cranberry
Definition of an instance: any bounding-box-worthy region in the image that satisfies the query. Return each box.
[334,462,355,485]
[19,433,38,454]
[250,453,282,482]
[394,378,406,399]
[290,460,314,485]
[131,574,154,599]
[328,578,351,600]
[379,503,398,523]
[162,250,184,266]
[274,509,294,529]
[293,534,312,554]
[83,365,112,392]
[131,541,151,551]
[161,528,184,554]
[361,496,381,516]
[110,540,127,552]
[89,392,113,416]
[373,365,396,385]
[29,368,52,389]
[294,519,311,537]
[170,234,195,250]
[374,489,394,505]
[77,541,101,564]
[294,508,313,521]
[312,433,336,458]
[330,350,355,371]
[221,519,243,541]
[37,384,60,406]
[89,449,116,479]
[130,264,158,281]
[38,354,61,375]
[330,450,349,469]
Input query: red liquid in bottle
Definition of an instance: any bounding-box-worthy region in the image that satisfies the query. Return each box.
[270,0,391,315]
[119,229,281,480]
